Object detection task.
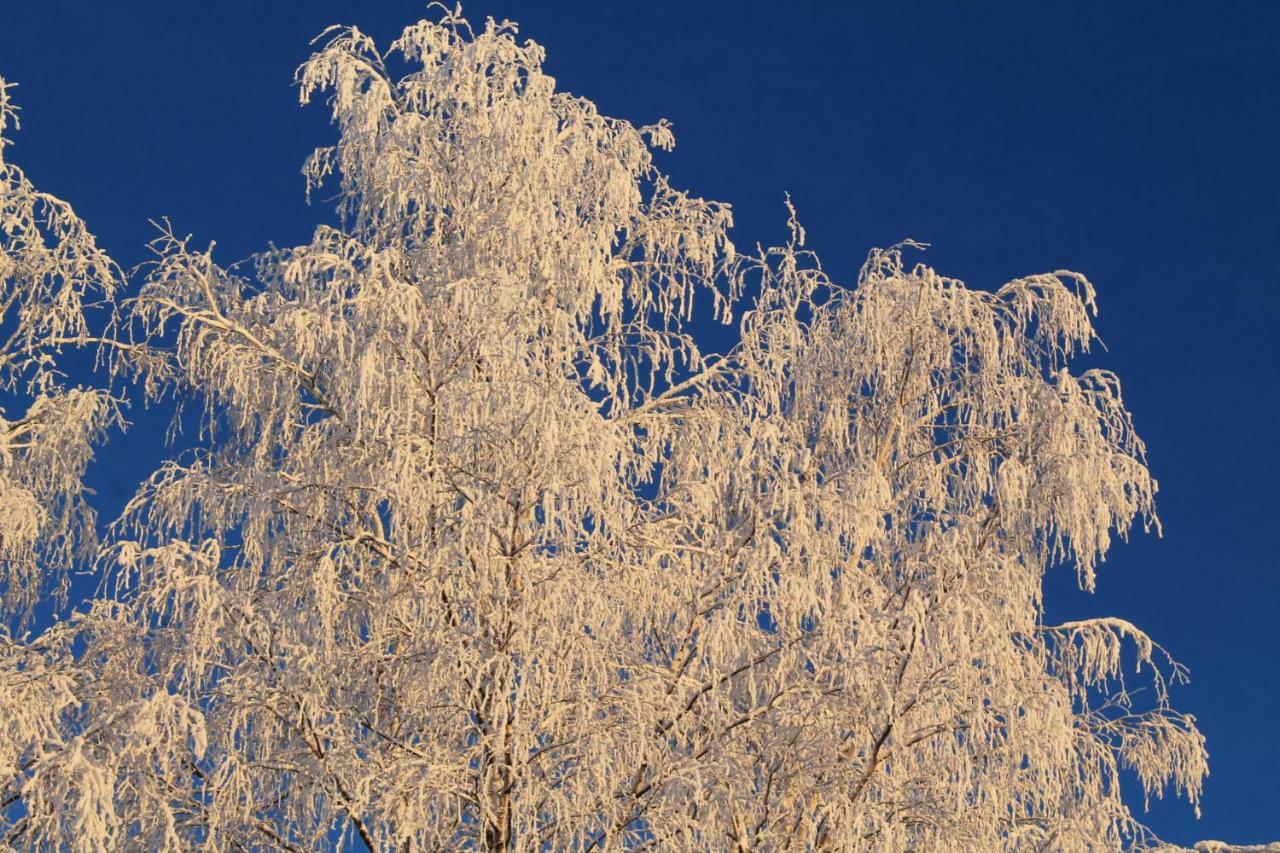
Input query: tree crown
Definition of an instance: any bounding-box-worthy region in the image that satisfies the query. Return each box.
[0,9,1206,851]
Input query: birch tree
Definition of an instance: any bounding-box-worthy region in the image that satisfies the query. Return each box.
[0,8,1208,851]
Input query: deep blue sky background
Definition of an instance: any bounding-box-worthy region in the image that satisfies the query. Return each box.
[2,0,1277,845]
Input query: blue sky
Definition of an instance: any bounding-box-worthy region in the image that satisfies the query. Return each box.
[2,0,1277,845]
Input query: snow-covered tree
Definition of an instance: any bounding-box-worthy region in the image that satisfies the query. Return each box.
[0,9,1208,850]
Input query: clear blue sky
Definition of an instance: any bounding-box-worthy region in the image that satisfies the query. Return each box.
[2,1,1276,845]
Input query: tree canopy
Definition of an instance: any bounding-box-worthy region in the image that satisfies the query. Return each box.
[0,8,1207,850]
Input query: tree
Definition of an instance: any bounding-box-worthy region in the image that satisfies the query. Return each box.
[0,8,1208,850]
